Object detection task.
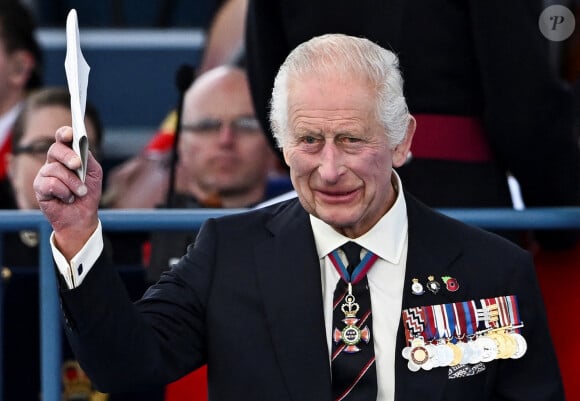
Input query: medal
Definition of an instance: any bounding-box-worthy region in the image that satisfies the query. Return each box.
[457,340,473,365]
[401,294,529,371]
[19,230,38,247]
[467,337,484,364]
[402,337,433,371]
[502,332,517,359]
[509,332,528,359]
[476,336,498,362]
[434,341,454,367]
[333,284,371,353]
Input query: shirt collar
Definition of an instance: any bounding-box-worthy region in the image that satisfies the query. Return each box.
[310,171,408,264]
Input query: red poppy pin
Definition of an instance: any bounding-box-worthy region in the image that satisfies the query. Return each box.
[441,276,459,292]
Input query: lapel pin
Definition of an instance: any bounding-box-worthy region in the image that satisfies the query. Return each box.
[426,276,441,294]
[442,276,459,292]
[411,278,425,295]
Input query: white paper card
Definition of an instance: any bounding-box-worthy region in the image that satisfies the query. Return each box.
[64,9,90,182]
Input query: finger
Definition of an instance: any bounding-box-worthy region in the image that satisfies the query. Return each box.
[46,138,82,171]
[34,161,88,203]
[55,125,74,143]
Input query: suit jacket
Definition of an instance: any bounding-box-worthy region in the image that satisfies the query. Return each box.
[61,195,564,400]
[245,0,578,213]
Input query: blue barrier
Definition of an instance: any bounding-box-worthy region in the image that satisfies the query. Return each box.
[1,207,579,401]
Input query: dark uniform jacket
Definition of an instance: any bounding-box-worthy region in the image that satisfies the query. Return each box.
[60,195,563,400]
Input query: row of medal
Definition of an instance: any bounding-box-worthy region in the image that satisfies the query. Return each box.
[401,295,527,371]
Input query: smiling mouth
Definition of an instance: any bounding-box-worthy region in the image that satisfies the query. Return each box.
[317,188,359,202]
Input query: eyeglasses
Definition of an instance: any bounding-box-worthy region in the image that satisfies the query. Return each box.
[12,139,54,156]
[13,138,100,159]
[181,116,261,136]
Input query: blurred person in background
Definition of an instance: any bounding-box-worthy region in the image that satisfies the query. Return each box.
[102,0,252,211]
[146,63,278,282]
[0,0,42,208]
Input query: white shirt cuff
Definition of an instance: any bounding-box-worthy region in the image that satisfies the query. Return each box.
[51,220,104,289]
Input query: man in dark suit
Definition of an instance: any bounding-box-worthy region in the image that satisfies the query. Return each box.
[245,0,579,249]
[34,34,563,400]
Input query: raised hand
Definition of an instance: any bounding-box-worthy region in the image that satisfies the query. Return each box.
[33,126,102,259]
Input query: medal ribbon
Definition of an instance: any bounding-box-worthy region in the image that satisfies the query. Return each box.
[452,302,464,341]
[487,297,499,328]
[400,296,524,347]
[496,296,510,328]
[444,303,457,342]
[402,307,425,344]
[506,295,523,333]
[329,248,379,285]
[423,305,437,341]
[433,304,449,340]
[462,301,478,336]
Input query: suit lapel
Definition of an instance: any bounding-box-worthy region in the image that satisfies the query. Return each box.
[395,194,466,401]
[254,200,332,401]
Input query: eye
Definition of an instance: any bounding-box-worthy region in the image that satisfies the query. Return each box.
[232,117,261,133]
[182,119,222,134]
[299,135,319,144]
[337,135,363,145]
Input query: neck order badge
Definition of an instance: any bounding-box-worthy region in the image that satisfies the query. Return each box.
[330,242,379,401]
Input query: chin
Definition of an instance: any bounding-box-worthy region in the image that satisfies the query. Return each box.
[316,209,359,228]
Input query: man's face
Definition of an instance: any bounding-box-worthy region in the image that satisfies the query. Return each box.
[7,105,98,209]
[283,73,412,238]
[178,68,273,205]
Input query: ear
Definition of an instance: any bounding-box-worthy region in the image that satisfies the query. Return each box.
[392,115,416,168]
[8,50,35,87]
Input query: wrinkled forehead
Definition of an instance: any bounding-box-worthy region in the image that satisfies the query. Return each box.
[287,73,378,122]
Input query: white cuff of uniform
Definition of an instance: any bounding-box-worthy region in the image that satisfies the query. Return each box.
[51,220,104,289]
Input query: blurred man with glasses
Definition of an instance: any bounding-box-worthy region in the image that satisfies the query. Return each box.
[146,64,278,281]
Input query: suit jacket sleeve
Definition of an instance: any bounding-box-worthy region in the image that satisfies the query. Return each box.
[60,220,218,393]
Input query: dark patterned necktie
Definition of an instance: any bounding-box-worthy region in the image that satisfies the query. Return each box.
[331,242,378,401]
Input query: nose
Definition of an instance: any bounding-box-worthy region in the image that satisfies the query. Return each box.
[318,143,344,183]
[217,122,236,146]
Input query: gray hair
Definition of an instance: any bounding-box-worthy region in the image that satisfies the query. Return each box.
[270,33,410,149]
